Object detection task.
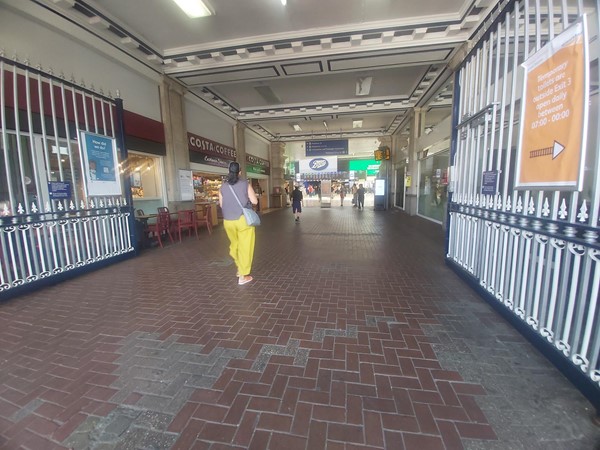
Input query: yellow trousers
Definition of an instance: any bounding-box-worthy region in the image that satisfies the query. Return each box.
[223,215,255,276]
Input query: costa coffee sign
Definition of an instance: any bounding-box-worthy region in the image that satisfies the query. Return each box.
[188,132,236,160]
[246,154,270,175]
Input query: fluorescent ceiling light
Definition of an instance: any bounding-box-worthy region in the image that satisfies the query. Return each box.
[292,124,302,131]
[281,0,287,5]
[323,121,328,130]
[172,0,213,18]
[352,119,363,128]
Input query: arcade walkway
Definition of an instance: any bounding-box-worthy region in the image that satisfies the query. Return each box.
[0,206,598,450]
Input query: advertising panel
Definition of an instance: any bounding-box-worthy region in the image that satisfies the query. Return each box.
[80,131,122,196]
[516,18,589,190]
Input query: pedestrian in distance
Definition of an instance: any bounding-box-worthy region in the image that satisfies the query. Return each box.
[339,187,346,206]
[219,162,258,285]
[357,183,365,210]
[351,182,358,207]
[292,185,303,222]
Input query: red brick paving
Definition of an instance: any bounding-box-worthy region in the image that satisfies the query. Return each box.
[0,207,597,449]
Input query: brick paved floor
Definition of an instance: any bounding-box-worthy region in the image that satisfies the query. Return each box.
[0,206,599,450]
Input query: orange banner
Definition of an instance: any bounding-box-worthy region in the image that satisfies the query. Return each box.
[516,19,588,190]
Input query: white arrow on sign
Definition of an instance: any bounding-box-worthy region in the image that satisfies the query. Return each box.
[529,141,565,159]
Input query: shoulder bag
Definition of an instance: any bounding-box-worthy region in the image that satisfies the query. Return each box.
[228,184,261,226]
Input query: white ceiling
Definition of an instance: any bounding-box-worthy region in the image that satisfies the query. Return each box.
[14,0,502,155]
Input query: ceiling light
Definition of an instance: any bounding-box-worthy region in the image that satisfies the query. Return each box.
[424,126,433,135]
[172,0,213,18]
[352,119,363,128]
[323,121,328,130]
[281,0,287,5]
[292,124,302,131]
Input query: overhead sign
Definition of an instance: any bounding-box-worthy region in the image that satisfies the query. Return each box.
[516,18,588,190]
[305,139,348,156]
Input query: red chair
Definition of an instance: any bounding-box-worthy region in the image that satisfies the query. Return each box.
[174,209,198,242]
[196,204,213,235]
[146,211,174,247]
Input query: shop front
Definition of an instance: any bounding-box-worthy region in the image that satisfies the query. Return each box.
[127,151,166,215]
[123,111,168,217]
[246,154,270,211]
[188,132,236,227]
[417,148,449,223]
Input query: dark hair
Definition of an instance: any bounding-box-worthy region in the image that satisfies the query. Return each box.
[226,161,240,185]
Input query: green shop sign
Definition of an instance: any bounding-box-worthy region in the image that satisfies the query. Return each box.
[246,154,270,175]
[349,159,381,176]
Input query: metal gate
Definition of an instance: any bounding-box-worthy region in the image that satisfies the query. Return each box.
[447,0,600,400]
[0,54,134,298]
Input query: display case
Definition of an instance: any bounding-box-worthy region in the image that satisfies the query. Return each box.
[193,174,222,202]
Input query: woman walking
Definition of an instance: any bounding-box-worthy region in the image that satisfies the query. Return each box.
[219,162,259,285]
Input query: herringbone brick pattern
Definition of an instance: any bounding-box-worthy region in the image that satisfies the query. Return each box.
[0,207,598,449]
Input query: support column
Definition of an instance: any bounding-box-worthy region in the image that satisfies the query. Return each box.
[159,75,190,209]
[378,136,392,210]
[234,122,247,176]
[269,141,286,208]
[405,108,425,216]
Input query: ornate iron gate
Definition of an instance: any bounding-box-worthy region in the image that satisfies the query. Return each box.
[0,54,134,298]
[447,0,600,402]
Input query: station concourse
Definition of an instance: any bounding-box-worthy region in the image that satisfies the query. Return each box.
[0,206,598,449]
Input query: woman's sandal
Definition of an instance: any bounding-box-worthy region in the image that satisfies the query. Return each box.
[238,275,253,285]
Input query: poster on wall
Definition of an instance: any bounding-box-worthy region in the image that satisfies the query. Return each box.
[515,17,589,190]
[80,131,122,196]
[178,169,194,201]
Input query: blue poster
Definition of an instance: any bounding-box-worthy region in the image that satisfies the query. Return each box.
[48,181,72,199]
[305,139,349,156]
[481,170,498,195]
[84,133,116,182]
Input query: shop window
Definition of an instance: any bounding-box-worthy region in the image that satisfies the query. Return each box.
[193,173,223,202]
[418,150,449,223]
[123,153,162,199]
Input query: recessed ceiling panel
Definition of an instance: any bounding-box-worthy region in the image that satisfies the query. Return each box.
[330,49,452,71]
[92,0,468,52]
[282,62,323,76]
[179,66,279,85]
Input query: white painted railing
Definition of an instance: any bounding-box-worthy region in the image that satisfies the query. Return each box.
[0,54,135,297]
[447,0,600,390]
[0,199,133,292]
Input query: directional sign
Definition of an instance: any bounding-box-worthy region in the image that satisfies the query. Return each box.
[516,18,589,190]
[529,141,565,159]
